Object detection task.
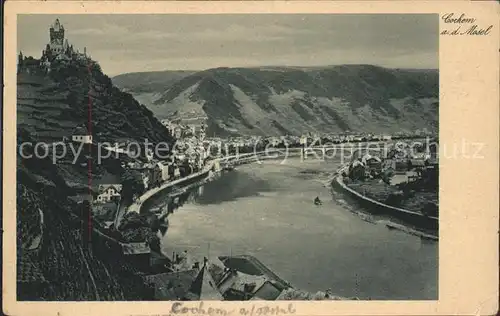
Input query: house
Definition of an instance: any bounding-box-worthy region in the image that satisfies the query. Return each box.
[127,161,142,170]
[96,184,122,203]
[156,162,171,182]
[184,261,224,300]
[408,159,426,171]
[361,154,382,172]
[141,173,150,190]
[249,281,284,300]
[160,119,171,128]
[121,242,152,271]
[393,160,409,174]
[219,271,272,300]
[174,126,183,139]
[72,125,92,144]
[269,138,280,147]
[148,163,162,187]
[143,269,199,300]
[173,165,181,179]
[411,152,427,160]
[212,160,221,172]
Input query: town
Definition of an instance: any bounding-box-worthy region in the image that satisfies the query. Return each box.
[17,18,439,301]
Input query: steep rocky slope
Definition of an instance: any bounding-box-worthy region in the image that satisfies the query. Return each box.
[16,57,174,300]
[114,65,438,137]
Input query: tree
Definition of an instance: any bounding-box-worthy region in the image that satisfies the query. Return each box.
[121,169,145,198]
[382,168,394,185]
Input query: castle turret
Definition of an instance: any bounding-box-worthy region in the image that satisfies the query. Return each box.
[49,19,65,54]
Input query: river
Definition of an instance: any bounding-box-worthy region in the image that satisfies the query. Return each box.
[153,158,437,300]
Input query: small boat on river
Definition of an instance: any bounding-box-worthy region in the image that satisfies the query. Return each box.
[314,196,323,206]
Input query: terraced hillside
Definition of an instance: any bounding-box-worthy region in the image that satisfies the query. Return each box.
[16,56,175,300]
[17,58,174,144]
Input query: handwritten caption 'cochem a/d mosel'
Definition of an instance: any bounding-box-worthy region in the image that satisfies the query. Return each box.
[129,302,297,316]
[170,302,296,316]
[441,13,493,36]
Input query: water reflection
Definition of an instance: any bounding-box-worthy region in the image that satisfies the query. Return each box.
[145,169,273,219]
[143,161,437,299]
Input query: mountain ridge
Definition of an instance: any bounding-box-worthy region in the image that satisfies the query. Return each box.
[113,65,439,137]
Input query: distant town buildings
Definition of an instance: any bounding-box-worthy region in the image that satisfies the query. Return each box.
[161,118,207,141]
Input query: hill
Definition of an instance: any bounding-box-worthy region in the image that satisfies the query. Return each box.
[112,70,196,94]
[16,56,174,300]
[18,59,175,144]
[114,65,439,137]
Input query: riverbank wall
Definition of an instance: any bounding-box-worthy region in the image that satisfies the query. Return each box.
[331,174,438,232]
[135,150,302,215]
[130,169,211,216]
[136,146,364,215]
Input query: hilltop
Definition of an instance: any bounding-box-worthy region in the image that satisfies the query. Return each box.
[113,65,439,137]
[112,70,196,94]
[18,57,175,144]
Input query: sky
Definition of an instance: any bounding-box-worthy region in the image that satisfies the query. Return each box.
[18,14,438,77]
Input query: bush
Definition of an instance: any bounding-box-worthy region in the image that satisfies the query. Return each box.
[385,192,404,207]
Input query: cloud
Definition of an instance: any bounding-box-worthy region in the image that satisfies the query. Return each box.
[17,14,438,76]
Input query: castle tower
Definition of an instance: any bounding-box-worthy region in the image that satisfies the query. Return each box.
[49,19,65,54]
[17,51,23,74]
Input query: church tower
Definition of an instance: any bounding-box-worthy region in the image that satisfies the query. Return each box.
[49,19,65,54]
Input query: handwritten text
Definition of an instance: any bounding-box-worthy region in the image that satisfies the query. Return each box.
[440,13,493,36]
[169,302,296,316]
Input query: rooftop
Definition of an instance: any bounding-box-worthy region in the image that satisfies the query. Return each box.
[98,184,123,194]
[122,242,151,255]
[73,125,90,135]
[143,269,198,300]
[50,18,64,31]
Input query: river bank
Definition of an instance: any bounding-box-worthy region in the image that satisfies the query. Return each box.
[115,149,438,300]
[331,170,438,236]
[158,158,437,299]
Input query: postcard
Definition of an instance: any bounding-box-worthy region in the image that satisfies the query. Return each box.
[3,1,499,316]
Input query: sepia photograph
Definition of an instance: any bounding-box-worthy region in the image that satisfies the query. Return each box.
[3,2,498,316]
[15,13,439,301]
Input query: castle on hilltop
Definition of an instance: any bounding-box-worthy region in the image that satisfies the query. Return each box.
[18,18,91,74]
[49,18,66,54]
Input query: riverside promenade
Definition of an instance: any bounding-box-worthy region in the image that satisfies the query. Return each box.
[117,162,215,226]
[332,166,438,235]
[117,153,260,227]
[117,142,390,227]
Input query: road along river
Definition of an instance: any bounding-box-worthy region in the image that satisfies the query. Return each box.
[148,157,437,300]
